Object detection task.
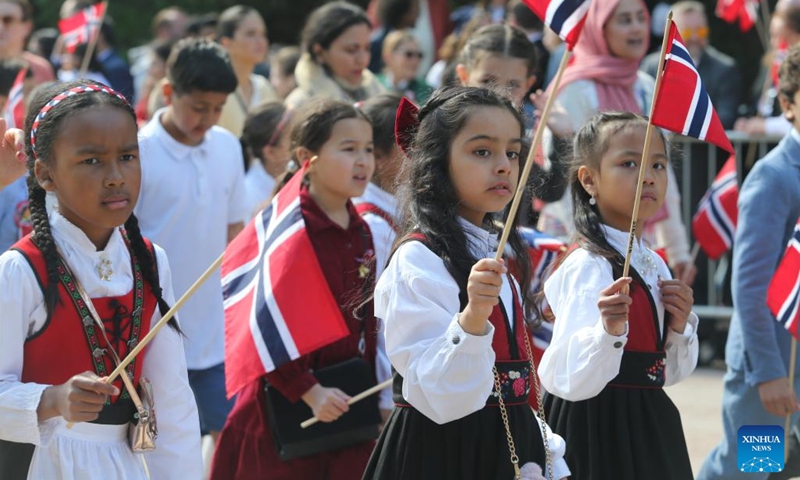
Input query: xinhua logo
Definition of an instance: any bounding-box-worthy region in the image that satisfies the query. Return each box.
[737,425,784,473]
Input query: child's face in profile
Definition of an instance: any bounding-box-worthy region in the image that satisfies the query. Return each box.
[458,53,534,108]
[583,125,668,233]
[164,86,228,145]
[448,105,522,226]
[36,105,140,246]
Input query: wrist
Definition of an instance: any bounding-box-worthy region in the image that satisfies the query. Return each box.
[37,385,60,422]
[300,383,323,407]
[459,306,489,336]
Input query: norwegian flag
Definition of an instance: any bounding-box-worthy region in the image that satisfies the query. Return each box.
[716,0,758,32]
[58,2,106,54]
[692,155,738,260]
[2,67,26,129]
[522,0,591,49]
[221,163,349,397]
[767,218,800,340]
[651,20,734,153]
[518,226,567,294]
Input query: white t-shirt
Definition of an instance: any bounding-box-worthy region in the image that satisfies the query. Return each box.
[135,109,248,369]
[243,160,275,221]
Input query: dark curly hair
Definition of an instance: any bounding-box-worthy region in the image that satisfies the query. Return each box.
[395,86,538,323]
[24,80,177,330]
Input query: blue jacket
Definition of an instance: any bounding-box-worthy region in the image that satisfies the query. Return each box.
[726,130,800,386]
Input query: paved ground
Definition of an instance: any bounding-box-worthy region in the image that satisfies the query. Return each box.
[665,366,726,476]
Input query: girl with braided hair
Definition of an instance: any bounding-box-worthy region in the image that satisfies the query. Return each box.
[0,80,202,479]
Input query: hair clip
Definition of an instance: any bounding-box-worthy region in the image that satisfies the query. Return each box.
[394,96,419,157]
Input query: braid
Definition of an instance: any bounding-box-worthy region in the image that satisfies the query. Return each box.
[25,173,61,317]
[124,214,180,332]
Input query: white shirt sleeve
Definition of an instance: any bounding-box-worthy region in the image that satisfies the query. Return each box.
[228,138,250,226]
[142,246,203,478]
[375,242,496,425]
[0,250,63,446]
[538,251,628,401]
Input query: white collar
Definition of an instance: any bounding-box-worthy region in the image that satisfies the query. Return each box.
[790,126,800,145]
[50,209,124,258]
[149,108,209,160]
[459,217,498,259]
[600,224,659,278]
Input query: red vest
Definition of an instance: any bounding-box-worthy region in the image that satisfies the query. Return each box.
[12,235,157,401]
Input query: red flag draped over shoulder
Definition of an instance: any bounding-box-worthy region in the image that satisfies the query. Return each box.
[692,155,739,260]
[768,218,800,340]
[221,162,349,397]
[651,20,734,153]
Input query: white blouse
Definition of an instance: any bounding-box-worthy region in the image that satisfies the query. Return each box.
[539,225,699,402]
[375,219,569,478]
[0,211,203,477]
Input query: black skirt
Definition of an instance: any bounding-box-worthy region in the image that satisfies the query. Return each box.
[544,386,693,480]
[363,402,547,480]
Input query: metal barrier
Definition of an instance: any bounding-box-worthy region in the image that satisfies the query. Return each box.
[671,132,782,322]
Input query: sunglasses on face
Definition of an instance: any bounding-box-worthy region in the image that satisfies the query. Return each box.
[679,26,708,40]
[401,50,423,60]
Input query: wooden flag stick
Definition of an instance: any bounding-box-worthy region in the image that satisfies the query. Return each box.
[66,252,223,428]
[621,12,673,287]
[495,48,572,261]
[300,379,393,429]
[78,1,109,78]
[681,243,701,283]
[787,337,798,460]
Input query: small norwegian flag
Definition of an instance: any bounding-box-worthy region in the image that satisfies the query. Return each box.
[2,67,26,129]
[692,155,738,260]
[716,0,758,32]
[58,2,107,54]
[517,226,567,294]
[522,0,591,49]
[221,162,350,397]
[767,218,800,340]
[651,20,734,153]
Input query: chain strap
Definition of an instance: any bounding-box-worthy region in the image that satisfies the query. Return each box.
[492,325,555,480]
[523,327,554,480]
[493,365,521,479]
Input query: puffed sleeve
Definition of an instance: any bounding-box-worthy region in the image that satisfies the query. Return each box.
[376,241,496,425]
[143,246,203,479]
[0,250,61,446]
[538,251,628,401]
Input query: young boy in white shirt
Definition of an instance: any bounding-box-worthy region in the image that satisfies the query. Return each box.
[134,38,246,440]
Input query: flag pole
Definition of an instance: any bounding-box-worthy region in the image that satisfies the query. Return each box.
[495,48,572,261]
[681,243,701,284]
[621,12,673,287]
[78,1,109,78]
[66,252,223,428]
[787,337,798,460]
[300,379,394,429]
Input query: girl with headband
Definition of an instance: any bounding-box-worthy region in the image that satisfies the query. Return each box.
[0,80,201,479]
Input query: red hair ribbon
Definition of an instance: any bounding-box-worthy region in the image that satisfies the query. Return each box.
[394,96,419,157]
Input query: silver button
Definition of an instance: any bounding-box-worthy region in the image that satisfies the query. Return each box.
[452,336,461,345]
[613,341,623,349]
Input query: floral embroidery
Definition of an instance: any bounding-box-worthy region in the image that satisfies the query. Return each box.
[490,364,531,404]
[647,357,666,383]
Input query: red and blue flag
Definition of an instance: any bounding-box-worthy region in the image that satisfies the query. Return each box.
[221,163,349,397]
[768,218,800,340]
[3,67,26,129]
[651,20,734,153]
[692,155,738,260]
[58,2,106,54]
[522,0,590,49]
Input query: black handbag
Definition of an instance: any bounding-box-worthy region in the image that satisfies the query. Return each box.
[263,357,382,461]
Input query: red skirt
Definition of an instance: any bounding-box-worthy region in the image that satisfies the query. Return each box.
[209,379,374,480]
